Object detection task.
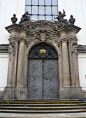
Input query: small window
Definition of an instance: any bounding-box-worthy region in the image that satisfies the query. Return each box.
[26,0,58,21]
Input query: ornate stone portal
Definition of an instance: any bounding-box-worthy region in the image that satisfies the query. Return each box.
[4,12,82,100]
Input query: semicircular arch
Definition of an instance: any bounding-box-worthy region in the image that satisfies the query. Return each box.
[26,40,60,57]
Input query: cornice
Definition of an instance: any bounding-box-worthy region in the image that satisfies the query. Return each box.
[0,44,9,53]
[5,20,81,36]
[58,24,81,34]
[77,45,86,53]
[0,44,86,53]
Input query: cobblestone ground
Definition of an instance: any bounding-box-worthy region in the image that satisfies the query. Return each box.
[0,113,86,118]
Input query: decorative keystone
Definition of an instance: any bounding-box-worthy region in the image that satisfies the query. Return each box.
[11,14,18,24]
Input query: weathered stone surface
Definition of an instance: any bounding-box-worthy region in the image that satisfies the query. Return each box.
[4,87,16,100]
[3,15,83,100]
[15,87,27,100]
[4,86,27,100]
[59,86,82,99]
[0,91,4,101]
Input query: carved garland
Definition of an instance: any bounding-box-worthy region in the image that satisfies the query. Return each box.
[26,20,58,31]
[27,31,60,47]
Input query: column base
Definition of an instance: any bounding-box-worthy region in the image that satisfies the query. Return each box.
[15,86,27,100]
[59,86,83,100]
[4,86,27,100]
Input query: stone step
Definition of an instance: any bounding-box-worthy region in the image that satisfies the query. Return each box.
[1,100,86,113]
[0,103,86,107]
[2,100,86,104]
[4,99,81,101]
[0,106,86,110]
[0,109,86,113]
[3,99,84,103]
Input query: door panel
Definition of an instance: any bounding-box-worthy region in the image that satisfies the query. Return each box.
[28,60,42,99]
[28,59,59,99]
[44,60,59,98]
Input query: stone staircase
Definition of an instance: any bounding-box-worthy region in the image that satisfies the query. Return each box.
[0,99,86,113]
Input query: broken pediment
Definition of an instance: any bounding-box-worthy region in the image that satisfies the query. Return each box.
[5,12,81,46]
[24,20,59,32]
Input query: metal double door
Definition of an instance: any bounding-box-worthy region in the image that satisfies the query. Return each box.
[28,59,59,99]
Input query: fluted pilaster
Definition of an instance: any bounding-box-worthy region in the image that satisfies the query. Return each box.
[17,31,26,86]
[62,41,70,86]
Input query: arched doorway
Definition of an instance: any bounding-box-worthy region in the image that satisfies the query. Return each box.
[27,43,59,99]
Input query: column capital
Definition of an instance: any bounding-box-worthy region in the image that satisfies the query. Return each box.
[19,37,27,42]
[61,39,67,43]
[19,31,27,42]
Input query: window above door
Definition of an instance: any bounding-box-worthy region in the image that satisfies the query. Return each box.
[26,0,58,21]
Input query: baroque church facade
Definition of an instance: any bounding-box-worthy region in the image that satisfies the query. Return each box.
[0,0,86,100]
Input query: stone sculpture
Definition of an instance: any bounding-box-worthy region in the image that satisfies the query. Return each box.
[55,9,68,25]
[11,14,18,24]
[20,12,30,23]
[69,15,75,24]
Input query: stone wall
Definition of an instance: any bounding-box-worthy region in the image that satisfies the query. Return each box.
[0,91,4,101]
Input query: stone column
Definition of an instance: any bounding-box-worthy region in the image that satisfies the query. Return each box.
[59,30,71,99]
[16,31,27,100]
[4,29,17,99]
[74,51,82,99]
[62,40,70,86]
[72,50,76,86]
[73,44,79,86]
[7,44,14,86]
[68,41,76,86]
[59,43,63,87]
[7,30,17,86]
[71,42,82,99]
[24,43,28,87]
[12,40,18,86]
[75,56,79,86]
[17,40,25,86]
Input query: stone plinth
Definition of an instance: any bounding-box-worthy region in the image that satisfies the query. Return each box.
[4,86,27,100]
[59,86,82,99]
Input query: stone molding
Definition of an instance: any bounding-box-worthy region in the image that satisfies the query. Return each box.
[78,45,86,53]
[8,41,15,56]
[0,44,9,53]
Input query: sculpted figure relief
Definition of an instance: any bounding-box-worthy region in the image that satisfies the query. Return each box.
[20,12,30,23]
[8,41,15,56]
[55,10,68,25]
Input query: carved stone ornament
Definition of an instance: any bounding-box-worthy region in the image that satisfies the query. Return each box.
[69,15,75,25]
[20,12,30,24]
[35,33,40,40]
[27,30,57,47]
[46,32,53,41]
[25,20,59,32]
[55,9,69,25]
[8,41,15,56]
[11,14,18,24]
